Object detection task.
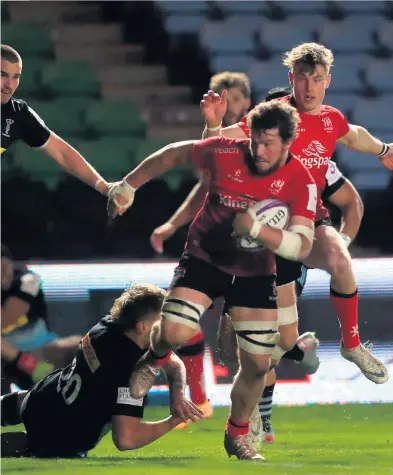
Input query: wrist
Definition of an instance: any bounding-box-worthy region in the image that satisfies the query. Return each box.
[95,178,109,195]
[205,122,222,132]
[339,232,352,248]
[378,143,389,157]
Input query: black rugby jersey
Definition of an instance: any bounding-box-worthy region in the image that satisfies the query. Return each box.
[1,97,51,154]
[21,316,146,457]
[1,267,48,336]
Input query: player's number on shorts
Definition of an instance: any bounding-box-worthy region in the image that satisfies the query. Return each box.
[60,373,82,405]
[307,184,317,213]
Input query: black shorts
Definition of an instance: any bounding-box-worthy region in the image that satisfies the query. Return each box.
[276,256,303,287]
[21,391,86,458]
[275,217,332,288]
[169,253,277,309]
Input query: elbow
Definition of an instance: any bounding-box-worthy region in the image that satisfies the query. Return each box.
[113,436,138,452]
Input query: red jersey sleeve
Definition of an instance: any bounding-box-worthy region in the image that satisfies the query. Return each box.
[335,109,350,139]
[237,115,250,137]
[191,137,219,170]
[287,166,317,221]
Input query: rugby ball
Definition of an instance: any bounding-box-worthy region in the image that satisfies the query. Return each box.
[239,199,290,250]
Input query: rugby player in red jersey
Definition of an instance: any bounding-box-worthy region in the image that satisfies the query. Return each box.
[107,100,317,460]
[200,43,390,385]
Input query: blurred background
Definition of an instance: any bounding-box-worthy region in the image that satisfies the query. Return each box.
[1,0,393,261]
[1,1,393,404]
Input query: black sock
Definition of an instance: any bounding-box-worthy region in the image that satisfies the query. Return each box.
[1,392,22,426]
[258,383,275,425]
[282,344,304,362]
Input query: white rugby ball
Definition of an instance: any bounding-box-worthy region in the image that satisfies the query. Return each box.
[240,199,290,250]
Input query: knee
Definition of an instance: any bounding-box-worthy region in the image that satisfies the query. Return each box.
[240,355,271,380]
[160,320,192,349]
[326,249,352,278]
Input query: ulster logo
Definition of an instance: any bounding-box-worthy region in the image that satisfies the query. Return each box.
[269,179,285,194]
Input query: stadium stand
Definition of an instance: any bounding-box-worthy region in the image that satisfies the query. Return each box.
[1,0,392,259]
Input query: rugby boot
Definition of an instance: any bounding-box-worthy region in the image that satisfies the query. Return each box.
[224,431,265,461]
[297,331,320,375]
[261,415,275,444]
[340,341,389,384]
[246,405,262,448]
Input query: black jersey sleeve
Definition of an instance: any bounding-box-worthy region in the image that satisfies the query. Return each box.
[112,381,146,418]
[20,103,51,148]
[322,161,346,201]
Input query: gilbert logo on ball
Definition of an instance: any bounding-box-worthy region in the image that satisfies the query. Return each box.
[240,199,290,250]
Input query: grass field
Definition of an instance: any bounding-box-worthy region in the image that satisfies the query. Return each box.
[2,404,393,475]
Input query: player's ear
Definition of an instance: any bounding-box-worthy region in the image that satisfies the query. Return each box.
[135,320,145,335]
[288,71,294,86]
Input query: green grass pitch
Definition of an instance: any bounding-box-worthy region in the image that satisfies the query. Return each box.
[2,404,392,475]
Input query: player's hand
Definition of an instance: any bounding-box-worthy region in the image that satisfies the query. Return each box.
[107,179,136,219]
[200,90,227,128]
[232,212,253,236]
[379,144,393,170]
[150,222,177,254]
[170,389,204,423]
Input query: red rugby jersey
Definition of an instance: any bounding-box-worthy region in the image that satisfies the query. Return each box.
[238,95,350,220]
[186,136,316,277]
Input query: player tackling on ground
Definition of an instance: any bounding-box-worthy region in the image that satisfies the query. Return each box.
[200,43,391,384]
[107,100,317,460]
[1,284,203,457]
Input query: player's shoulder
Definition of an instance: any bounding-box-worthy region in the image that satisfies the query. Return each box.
[7,97,29,114]
[199,136,248,153]
[321,104,346,119]
[13,268,41,296]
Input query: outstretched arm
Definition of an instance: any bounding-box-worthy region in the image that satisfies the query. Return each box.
[42,133,110,195]
[107,141,197,217]
[337,124,393,170]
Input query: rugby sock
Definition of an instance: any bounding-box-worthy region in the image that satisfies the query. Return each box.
[226,418,249,437]
[258,383,275,423]
[330,288,360,349]
[1,392,22,426]
[177,332,207,405]
[282,345,304,361]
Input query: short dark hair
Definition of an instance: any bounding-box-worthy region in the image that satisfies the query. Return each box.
[1,45,22,64]
[247,100,299,143]
[209,72,251,98]
[109,283,165,330]
[265,86,292,102]
[1,244,13,260]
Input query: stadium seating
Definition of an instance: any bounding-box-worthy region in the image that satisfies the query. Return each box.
[41,61,100,97]
[84,102,146,137]
[1,24,53,57]
[2,0,393,260]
